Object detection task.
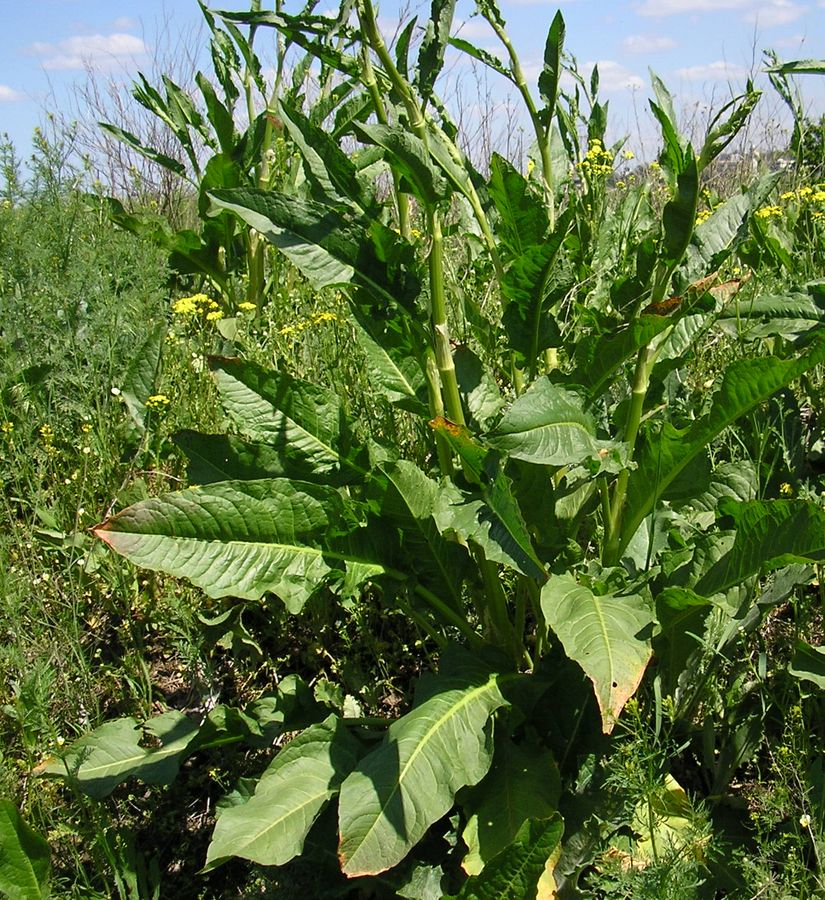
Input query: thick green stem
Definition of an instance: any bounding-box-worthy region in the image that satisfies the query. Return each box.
[482,12,555,230]
[603,344,656,565]
[360,44,411,238]
[425,348,453,474]
[428,208,465,426]
[414,584,481,648]
[472,549,520,662]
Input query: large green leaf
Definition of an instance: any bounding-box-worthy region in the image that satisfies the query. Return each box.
[538,12,565,113]
[540,575,654,733]
[449,816,564,900]
[417,0,457,101]
[93,479,386,612]
[209,357,368,481]
[680,173,779,284]
[499,208,573,368]
[487,154,548,256]
[570,315,672,398]
[461,733,560,875]
[120,320,166,437]
[454,346,505,432]
[278,98,366,210]
[352,123,450,206]
[718,289,825,340]
[208,188,418,308]
[620,340,825,555]
[431,421,546,580]
[486,378,606,467]
[695,499,825,597]
[99,122,191,181]
[765,58,825,75]
[205,716,362,870]
[337,669,507,876]
[789,642,825,689]
[36,711,200,799]
[0,802,50,900]
[372,460,469,609]
[174,430,361,486]
[349,318,428,416]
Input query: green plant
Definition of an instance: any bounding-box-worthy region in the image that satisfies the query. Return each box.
[38,3,825,895]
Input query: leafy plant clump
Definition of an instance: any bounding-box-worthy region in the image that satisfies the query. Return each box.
[7,1,825,897]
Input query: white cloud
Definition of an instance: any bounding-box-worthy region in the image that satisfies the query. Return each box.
[637,0,750,14]
[452,18,496,40]
[675,60,752,80]
[745,0,807,26]
[636,0,807,24]
[110,16,139,31]
[28,33,148,71]
[583,60,645,92]
[0,85,24,102]
[504,0,579,5]
[622,34,678,53]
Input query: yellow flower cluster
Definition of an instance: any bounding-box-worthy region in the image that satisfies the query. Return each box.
[696,209,712,226]
[754,205,782,220]
[39,423,58,456]
[278,310,339,338]
[145,394,171,412]
[238,302,256,312]
[1,421,13,435]
[578,139,613,179]
[172,293,220,317]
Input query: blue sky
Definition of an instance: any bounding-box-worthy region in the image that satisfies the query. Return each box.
[0,0,823,159]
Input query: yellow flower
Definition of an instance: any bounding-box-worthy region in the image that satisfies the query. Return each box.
[172,293,215,316]
[800,814,812,829]
[622,150,635,160]
[312,311,338,324]
[755,205,782,220]
[80,423,92,434]
[779,482,794,496]
[696,209,712,225]
[1,421,13,435]
[811,190,825,203]
[145,394,171,411]
[206,310,224,321]
[238,302,256,312]
[527,159,536,175]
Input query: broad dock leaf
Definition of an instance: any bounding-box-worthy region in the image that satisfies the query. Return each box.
[94,479,386,612]
[449,816,564,900]
[205,716,361,870]
[695,499,825,596]
[541,575,653,733]
[461,733,560,875]
[209,357,368,481]
[0,802,51,900]
[487,379,606,467]
[338,671,507,876]
[36,711,200,799]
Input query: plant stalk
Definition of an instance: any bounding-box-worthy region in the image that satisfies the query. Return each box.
[603,343,656,565]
